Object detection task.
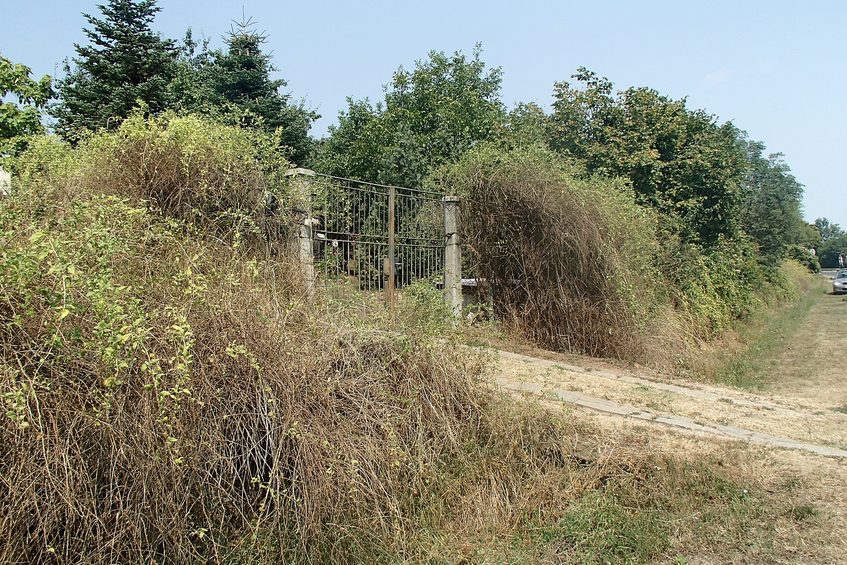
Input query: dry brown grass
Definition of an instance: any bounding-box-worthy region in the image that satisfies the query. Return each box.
[0,124,821,564]
[0,129,581,563]
[74,112,293,250]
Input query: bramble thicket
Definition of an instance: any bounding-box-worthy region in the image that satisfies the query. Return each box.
[0,1,835,563]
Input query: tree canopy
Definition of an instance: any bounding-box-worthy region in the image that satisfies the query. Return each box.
[0,54,53,157]
[311,46,505,187]
[737,135,807,258]
[547,68,746,245]
[168,21,317,164]
[52,0,177,140]
[814,217,844,243]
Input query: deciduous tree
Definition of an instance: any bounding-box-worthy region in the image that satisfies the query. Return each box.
[548,68,745,245]
[312,46,505,187]
[814,217,843,242]
[0,54,52,156]
[738,135,806,258]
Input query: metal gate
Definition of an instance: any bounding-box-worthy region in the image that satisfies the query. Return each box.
[305,173,445,309]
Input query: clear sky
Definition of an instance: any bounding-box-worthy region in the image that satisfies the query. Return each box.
[3,0,845,226]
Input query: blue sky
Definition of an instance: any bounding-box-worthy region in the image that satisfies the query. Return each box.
[3,0,845,226]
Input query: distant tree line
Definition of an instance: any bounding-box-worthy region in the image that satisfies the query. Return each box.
[310,55,823,266]
[814,218,847,268]
[0,0,838,267]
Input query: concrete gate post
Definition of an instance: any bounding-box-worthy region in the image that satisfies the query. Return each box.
[284,168,317,304]
[443,196,462,317]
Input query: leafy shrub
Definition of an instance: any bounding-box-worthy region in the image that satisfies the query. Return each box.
[787,244,820,273]
[661,234,811,341]
[399,279,453,334]
[660,236,769,338]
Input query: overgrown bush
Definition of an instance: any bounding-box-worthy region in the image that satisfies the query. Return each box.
[435,144,664,359]
[399,279,454,334]
[435,144,809,364]
[660,236,757,339]
[0,121,586,563]
[1,158,554,562]
[660,234,811,341]
[787,244,821,273]
[6,167,767,563]
[69,112,292,250]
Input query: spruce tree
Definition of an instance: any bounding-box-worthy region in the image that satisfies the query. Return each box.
[209,19,317,164]
[53,0,177,140]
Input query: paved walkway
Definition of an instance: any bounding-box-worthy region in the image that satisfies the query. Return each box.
[490,349,847,459]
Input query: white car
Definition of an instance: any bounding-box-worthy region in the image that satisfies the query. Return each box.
[833,270,847,294]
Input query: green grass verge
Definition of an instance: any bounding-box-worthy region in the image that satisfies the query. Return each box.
[435,457,793,564]
[713,285,822,389]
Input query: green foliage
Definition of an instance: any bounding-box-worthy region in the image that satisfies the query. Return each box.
[814,217,843,243]
[813,217,846,268]
[399,279,453,335]
[552,491,668,563]
[52,1,315,161]
[311,46,505,187]
[787,244,820,273]
[2,134,74,186]
[0,54,53,157]
[738,135,807,259]
[166,30,218,117]
[53,0,178,141]
[547,68,746,246]
[167,21,317,165]
[178,20,318,164]
[818,234,847,268]
[502,102,551,148]
[657,235,799,340]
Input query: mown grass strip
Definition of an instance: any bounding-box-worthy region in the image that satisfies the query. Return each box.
[714,285,822,390]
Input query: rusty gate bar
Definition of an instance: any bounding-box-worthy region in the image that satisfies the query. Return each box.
[386,185,396,311]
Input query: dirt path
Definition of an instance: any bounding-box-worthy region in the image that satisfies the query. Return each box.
[492,348,847,458]
[485,283,847,458]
